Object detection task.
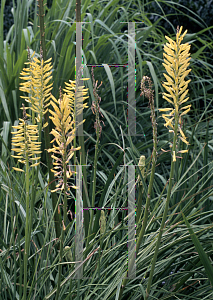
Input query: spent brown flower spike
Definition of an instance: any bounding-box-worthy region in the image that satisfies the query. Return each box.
[91,67,105,137]
[140,76,158,163]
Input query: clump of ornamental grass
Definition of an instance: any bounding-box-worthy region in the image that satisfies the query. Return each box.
[145,26,191,299]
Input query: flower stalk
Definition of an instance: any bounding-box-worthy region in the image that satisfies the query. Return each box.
[145,26,191,299]
[64,73,90,238]
[98,210,106,277]
[19,48,53,238]
[118,76,158,300]
[47,88,83,300]
[136,155,146,226]
[86,67,104,248]
[11,105,41,300]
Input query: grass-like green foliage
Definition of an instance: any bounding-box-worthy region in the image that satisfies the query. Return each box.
[0,0,213,299]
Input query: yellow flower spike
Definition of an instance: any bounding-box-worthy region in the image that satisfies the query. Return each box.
[160,26,191,155]
[19,52,53,128]
[11,118,41,171]
[48,91,81,193]
[63,78,89,115]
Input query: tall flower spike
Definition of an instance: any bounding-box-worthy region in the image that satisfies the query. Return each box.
[19,49,53,128]
[47,90,80,193]
[63,77,89,128]
[91,67,105,136]
[159,26,191,160]
[140,76,158,163]
[11,105,41,172]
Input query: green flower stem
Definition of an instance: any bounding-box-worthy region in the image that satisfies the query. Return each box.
[11,117,40,299]
[38,0,46,61]
[86,131,99,249]
[73,79,77,171]
[145,108,178,299]
[136,185,143,226]
[136,156,156,253]
[55,222,65,300]
[23,154,30,300]
[136,155,146,226]
[56,138,68,300]
[62,151,68,228]
[79,136,89,239]
[27,192,62,300]
[23,54,36,252]
[143,27,191,299]
[98,233,103,279]
[118,77,157,300]
[30,120,42,259]
[43,72,62,240]
[75,0,80,176]
[118,147,157,300]
[8,171,17,300]
[75,0,89,243]
[98,210,106,277]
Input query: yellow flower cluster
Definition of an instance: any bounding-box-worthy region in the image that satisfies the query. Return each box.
[64,79,89,117]
[11,118,41,172]
[47,92,80,193]
[19,52,53,127]
[160,26,191,149]
[46,77,89,193]
[12,52,53,172]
